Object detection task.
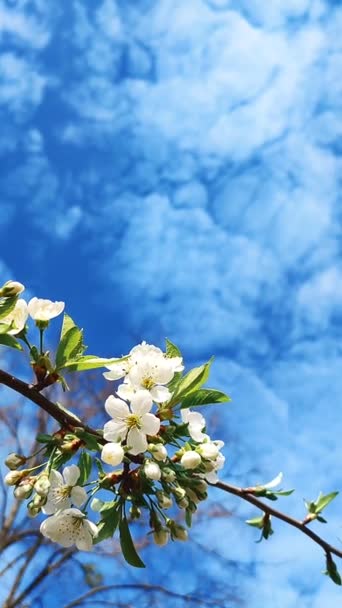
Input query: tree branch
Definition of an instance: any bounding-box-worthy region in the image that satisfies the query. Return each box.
[213,480,342,560]
[1,368,342,564]
[0,369,104,442]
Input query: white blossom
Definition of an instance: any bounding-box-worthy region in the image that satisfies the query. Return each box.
[103,391,160,455]
[181,451,201,470]
[121,355,174,403]
[103,341,183,395]
[1,299,28,335]
[181,409,206,442]
[40,508,98,551]
[42,465,87,515]
[28,297,65,322]
[101,442,124,466]
[144,461,161,481]
[149,443,168,462]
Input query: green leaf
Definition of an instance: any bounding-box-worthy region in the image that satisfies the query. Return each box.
[0,296,17,320]
[56,326,86,368]
[165,338,182,359]
[119,516,145,568]
[60,313,77,340]
[180,388,231,409]
[315,491,339,514]
[185,509,192,528]
[272,489,295,497]
[0,334,23,351]
[171,358,214,404]
[325,555,342,586]
[73,429,101,451]
[78,451,93,484]
[36,433,55,444]
[94,504,121,544]
[0,323,13,334]
[62,355,128,372]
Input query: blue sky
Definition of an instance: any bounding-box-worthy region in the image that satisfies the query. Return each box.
[0,0,341,606]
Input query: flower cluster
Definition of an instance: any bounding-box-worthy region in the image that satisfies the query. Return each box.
[1,281,228,565]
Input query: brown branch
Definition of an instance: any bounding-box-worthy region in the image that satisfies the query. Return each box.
[0,369,104,442]
[61,584,225,608]
[1,368,342,566]
[213,480,342,560]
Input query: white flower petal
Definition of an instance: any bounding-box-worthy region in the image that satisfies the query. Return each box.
[154,361,174,384]
[141,413,160,436]
[63,465,80,486]
[76,529,93,551]
[130,390,153,415]
[150,385,171,403]
[103,420,127,442]
[104,395,129,420]
[71,486,88,507]
[49,469,64,487]
[260,472,283,490]
[127,427,147,455]
[117,382,136,400]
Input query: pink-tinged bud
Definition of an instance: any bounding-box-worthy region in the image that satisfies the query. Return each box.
[5,452,27,470]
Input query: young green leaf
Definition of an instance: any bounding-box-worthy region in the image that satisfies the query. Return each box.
[180,388,231,409]
[94,505,121,544]
[78,451,93,484]
[0,296,17,320]
[170,358,214,404]
[60,313,77,340]
[246,516,265,529]
[315,492,339,514]
[55,326,85,368]
[119,516,145,568]
[0,334,23,351]
[325,555,342,586]
[165,338,182,359]
[62,355,128,372]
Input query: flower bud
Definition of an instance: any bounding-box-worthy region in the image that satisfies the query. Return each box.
[153,528,169,546]
[171,523,188,542]
[181,451,201,470]
[34,475,50,497]
[156,491,173,509]
[177,497,189,509]
[193,480,208,494]
[161,467,176,482]
[199,442,219,460]
[14,482,33,500]
[149,443,168,462]
[172,485,186,500]
[203,460,216,472]
[32,493,46,506]
[101,442,124,466]
[0,280,25,297]
[27,501,41,518]
[90,498,104,512]
[4,470,27,486]
[5,452,27,470]
[185,488,200,504]
[144,461,161,481]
